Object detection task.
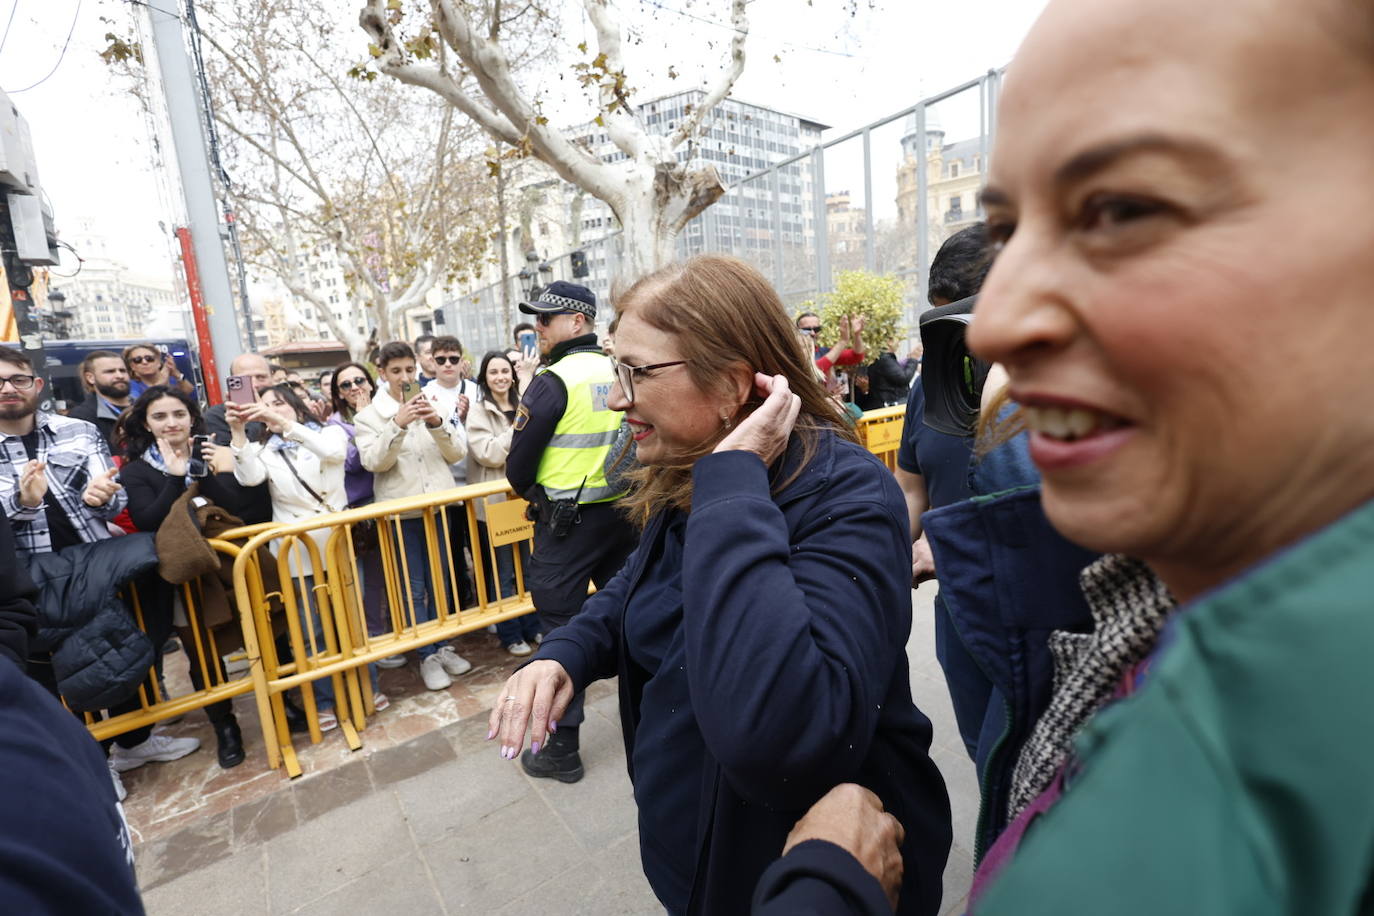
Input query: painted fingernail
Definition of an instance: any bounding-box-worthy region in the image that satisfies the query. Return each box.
[549,720,558,733]
[531,741,541,755]
[486,728,495,741]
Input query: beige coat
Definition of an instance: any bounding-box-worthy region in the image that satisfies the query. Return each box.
[353,388,466,513]
[464,395,516,521]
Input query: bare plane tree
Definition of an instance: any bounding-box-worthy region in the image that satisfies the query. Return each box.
[359,0,750,281]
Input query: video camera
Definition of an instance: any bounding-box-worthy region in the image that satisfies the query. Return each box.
[918,295,991,437]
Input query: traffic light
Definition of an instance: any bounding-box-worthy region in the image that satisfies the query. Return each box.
[570,249,589,279]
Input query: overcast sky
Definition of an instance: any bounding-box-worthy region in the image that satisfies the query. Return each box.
[0,0,1049,282]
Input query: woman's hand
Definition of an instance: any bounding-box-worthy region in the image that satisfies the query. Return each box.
[157,436,190,476]
[515,351,539,390]
[206,443,235,475]
[713,373,801,466]
[245,403,289,436]
[783,784,905,911]
[487,659,575,760]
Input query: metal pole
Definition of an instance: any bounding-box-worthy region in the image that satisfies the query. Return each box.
[862,128,876,272]
[916,105,931,312]
[176,227,223,403]
[811,146,830,297]
[147,0,245,372]
[771,166,783,292]
[0,210,50,411]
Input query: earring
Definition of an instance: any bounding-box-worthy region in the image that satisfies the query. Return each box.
[721,412,732,430]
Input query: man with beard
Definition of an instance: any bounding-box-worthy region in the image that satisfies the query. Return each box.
[0,348,199,794]
[68,351,132,454]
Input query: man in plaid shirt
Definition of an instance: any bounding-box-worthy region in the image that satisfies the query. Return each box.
[0,348,200,792]
[0,350,125,554]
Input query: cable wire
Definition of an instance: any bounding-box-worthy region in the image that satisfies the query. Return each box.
[10,0,81,93]
[0,0,21,59]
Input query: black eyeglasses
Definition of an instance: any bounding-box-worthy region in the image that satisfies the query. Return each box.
[433,355,463,366]
[0,374,36,390]
[336,377,370,391]
[129,353,160,364]
[535,311,576,327]
[609,356,689,405]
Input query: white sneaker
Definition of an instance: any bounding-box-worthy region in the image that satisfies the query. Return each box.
[108,758,127,802]
[506,641,532,657]
[436,645,472,677]
[376,654,407,669]
[109,733,202,773]
[420,654,452,690]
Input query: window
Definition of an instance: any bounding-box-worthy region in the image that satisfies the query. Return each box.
[949,162,960,178]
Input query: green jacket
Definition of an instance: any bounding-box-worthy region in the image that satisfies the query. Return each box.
[978,497,1374,914]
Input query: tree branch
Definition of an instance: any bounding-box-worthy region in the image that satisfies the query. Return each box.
[669,0,749,150]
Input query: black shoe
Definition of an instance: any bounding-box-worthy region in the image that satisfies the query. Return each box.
[282,699,310,734]
[214,716,245,769]
[519,731,583,783]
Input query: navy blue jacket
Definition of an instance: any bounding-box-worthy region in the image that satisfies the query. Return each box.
[536,431,952,915]
[0,656,142,913]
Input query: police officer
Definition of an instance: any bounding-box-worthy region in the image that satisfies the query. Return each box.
[506,281,637,783]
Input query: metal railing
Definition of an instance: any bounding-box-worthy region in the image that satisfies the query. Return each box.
[443,70,1004,354]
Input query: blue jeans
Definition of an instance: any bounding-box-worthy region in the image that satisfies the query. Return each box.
[933,591,994,761]
[398,516,453,660]
[476,520,540,646]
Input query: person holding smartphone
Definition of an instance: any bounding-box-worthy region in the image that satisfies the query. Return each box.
[353,342,472,692]
[123,343,194,400]
[116,385,255,768]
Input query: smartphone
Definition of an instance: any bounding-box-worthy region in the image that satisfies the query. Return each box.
[402,380,423,402]
[226,375,256,405]
[188,435,210,478]
[519,331,537,354]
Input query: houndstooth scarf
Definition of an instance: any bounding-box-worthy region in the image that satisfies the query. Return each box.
[1006,554,1176,821]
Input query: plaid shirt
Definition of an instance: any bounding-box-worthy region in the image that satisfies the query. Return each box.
[0,412,126,555]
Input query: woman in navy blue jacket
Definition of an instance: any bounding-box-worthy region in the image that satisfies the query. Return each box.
[489,255,952,915]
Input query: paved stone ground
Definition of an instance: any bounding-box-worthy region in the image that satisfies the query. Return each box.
[138,587,978,915]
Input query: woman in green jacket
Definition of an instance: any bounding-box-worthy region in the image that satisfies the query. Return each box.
[759,0,1374,912]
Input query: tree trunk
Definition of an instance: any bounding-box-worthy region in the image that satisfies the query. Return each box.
[610,162,726,284]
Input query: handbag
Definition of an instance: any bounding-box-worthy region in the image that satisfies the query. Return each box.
[278,448,376,552]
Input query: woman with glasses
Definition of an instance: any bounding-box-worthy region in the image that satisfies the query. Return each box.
[326,363,395,700]
[122,344,193,399]
[490,256,952,915]
[228,383,352,732]
[465,351,540,656]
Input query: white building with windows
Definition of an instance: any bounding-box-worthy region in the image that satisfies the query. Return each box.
[49,230,188,341]
[440,90,827,352]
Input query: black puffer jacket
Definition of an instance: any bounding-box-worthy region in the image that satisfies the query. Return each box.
[27,534,158,712]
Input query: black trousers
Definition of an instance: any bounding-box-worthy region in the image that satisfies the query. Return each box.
[527,500,638,729]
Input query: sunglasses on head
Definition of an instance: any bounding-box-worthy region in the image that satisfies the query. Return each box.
[535,311,577,326]
[129,353,160,364]
[336,377,370,391]
[433,355,463,366]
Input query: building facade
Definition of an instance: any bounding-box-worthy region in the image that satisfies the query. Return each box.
[48,232,187,342]
[438,91,828,354]
[895,110,985,259]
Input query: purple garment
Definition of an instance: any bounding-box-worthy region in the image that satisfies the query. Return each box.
[328,413,374,508]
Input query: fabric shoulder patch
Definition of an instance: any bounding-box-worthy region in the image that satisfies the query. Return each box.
[589,381,612,411]
[514,404,531,431]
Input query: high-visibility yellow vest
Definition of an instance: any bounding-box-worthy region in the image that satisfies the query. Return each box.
[535,350,626,504]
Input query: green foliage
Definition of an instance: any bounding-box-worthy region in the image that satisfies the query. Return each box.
[800,270,905,353]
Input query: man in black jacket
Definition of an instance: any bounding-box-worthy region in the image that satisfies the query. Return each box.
[203,352,274,525]
[67,350,132,454]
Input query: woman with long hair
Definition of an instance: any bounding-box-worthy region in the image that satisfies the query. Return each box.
[326,362,395,694]
[489,255,952,915]
[466,350,540,655]
[228,383,353,731]
[117,385,250,768]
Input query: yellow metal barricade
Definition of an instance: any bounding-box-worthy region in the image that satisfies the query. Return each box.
[856,405,906,471]
[83,536,264,742]
[233,480,540,776]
